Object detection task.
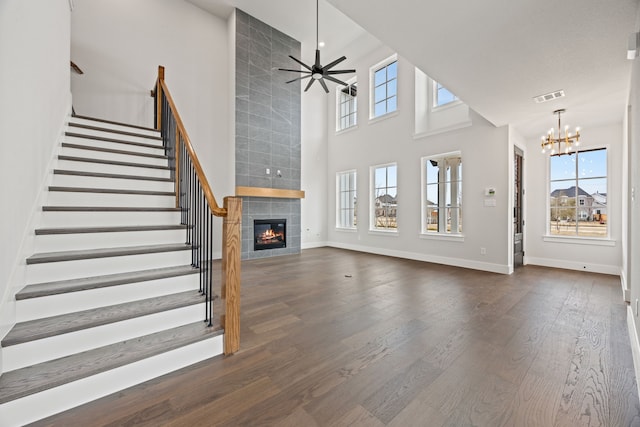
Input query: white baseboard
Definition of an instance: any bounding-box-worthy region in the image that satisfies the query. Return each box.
[627,306,640,404]
[621,268,630,302]
[525,256,620,276]
[326,241,511,274]
[302,241,328,250]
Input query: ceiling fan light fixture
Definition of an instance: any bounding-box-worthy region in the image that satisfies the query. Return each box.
[277,0,355,93]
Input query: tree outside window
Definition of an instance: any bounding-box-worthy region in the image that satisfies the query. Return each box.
[372,164,397,230]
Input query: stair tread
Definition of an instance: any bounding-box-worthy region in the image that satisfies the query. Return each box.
[17,265,199,300]
[62,142,168,160]
[71,114,160,133]
[48,186,175,196]
[58,155,172,170]
[65,132,164,150]
[43,206,181,212]
[3,290,208,347]
[0,321,222,404]
[67,123,162,140]
[26,243,192,265]
[53,169,173,182]
[35,224,188,235]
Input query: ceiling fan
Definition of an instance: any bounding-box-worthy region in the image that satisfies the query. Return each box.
[278,0,355,93]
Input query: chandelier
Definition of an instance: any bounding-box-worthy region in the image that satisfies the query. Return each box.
[540,109,580,156]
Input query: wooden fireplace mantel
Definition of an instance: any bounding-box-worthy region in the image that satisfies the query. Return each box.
[235,186,305,199]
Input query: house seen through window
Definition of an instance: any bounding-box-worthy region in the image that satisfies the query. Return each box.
[549,148,607,237]
[337,170,357,229]
[423,153,462,234]
[372,164,397,230]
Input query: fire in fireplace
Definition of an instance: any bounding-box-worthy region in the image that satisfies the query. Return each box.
[254,219,286,251]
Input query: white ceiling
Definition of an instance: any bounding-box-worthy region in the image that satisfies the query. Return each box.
[187,0,639,139]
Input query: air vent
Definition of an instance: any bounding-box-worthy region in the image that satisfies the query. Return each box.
[533,90,565,103]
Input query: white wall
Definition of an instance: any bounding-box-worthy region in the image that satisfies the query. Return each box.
[301,88,329,248]
[0,0,71,358]
[524,122,624,275]
[628,31,640,341]
[71,0,232,255]
[325,45,512,274]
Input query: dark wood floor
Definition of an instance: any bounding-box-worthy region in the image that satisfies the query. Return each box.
[32,248,640,426]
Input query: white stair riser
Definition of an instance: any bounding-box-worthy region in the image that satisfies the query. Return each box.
[56,159,172,178]
[16,273,200,322]
[40,211,182,227]
[0,335,223,426]
[59,146,168,167]
[66,129,164,147]
[26,250,193,284]
[52,174,175,192]
[69,117,161,138]
[4,303,205,372]
[34,229,188,253]
[47,191,175,207]
[64,135,165,155]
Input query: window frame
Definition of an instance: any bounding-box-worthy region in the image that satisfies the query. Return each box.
[432,80,460,110]
[546,147,610,240]
[336,170,357,230]
[369,54,398,120]
[370,162,398,233]
[336,78,358,132]
[420,152,463,238]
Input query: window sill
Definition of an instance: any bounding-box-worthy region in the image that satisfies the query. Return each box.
[368,229,399,236]
[542,235,615,247]
[335,227,357,233]
[431,99,463,112]
[413,119,472,139]
[335,125,359,136]
[420,232,465,242]
[369,110,399,125]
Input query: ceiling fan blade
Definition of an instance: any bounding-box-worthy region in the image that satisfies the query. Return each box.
[304,78,315,92]
[288,55,312,71]
[279,68,311,74]
[319,78,329,93]
[324,75,349,86]
[323,56,347,71]
[286,75,312,84]
[315,49,321,68]
[326,69,356,75]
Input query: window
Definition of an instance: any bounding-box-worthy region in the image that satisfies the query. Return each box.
[371,56,398,118]
[422,153,462,234]
[549,148,607,237]
[337,170,357,229]
[371,164,397,230]
[337,81,357,131]
[433,81,458,107]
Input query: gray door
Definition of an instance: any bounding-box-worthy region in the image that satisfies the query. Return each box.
[514,148,524,267]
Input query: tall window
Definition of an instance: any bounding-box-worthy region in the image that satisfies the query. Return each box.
[337,81,357,131]
[371,164,398,230]
[549,148,607,237]
[422,153,462,234]
[371,56,398,118]
[337,170,357,229]
[434,81,458,107]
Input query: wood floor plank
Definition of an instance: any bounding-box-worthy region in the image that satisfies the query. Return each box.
[29,248,640,426]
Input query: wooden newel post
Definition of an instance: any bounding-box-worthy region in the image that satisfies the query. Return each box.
[221,196,242,355]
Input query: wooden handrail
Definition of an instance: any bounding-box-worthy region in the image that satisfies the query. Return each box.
[153,66,242,355]
[155,66,226,217]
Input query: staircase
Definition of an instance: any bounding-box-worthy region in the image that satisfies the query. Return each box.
[0,115,224,426]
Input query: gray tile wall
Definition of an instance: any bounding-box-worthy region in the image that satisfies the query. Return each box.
[235,9,302,260]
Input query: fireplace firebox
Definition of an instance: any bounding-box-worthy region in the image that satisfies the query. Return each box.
[254,219,286,251]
